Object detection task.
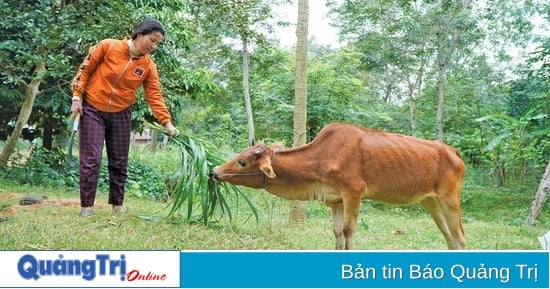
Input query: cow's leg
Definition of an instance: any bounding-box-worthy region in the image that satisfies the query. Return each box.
[330,203,345,250]
[421,196,465,250]
[342,195,361,250]
[440,195,466,250]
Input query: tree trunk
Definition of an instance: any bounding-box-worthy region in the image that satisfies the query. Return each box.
[526,159,550,225]
[42,113,54,150]
[434,0,471,141]
[406,49,425,136]
[406,81,417,134]
[435,61,446,141]
[383,66,392,104]
[242,36,255,146]
[150,130,158,152]
[0,61,45,167]
[289,0,309,225]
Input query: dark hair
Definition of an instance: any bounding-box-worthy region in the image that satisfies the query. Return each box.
[131,18,165,40]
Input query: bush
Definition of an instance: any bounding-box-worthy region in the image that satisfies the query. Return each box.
[129,161,166,200]
[2,147,78,187]
[2,147,167,201]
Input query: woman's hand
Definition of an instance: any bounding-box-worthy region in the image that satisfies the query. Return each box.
[164,121,178,137]
[71,97,83,118]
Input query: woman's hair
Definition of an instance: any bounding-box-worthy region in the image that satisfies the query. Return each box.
[131,18,165,40]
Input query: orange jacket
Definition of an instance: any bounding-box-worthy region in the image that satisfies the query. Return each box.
[71,38,172,124]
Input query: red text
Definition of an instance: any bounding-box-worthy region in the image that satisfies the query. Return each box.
[126,270,167,281]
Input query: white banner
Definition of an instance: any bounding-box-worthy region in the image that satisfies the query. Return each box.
[0,251,180,288]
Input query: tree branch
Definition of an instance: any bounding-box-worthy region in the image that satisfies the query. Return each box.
[0,63,30,87]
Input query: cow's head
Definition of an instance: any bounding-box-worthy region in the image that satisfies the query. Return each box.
[210,142,284,188]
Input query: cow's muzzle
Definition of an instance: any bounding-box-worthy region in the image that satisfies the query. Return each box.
[209,170,220,181]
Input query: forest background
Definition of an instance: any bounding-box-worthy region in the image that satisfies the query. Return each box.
[0,0,549,249]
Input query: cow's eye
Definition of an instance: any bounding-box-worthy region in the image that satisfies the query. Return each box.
[237,159,246,167]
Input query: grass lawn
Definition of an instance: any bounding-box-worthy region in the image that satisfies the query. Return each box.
[0,171,548,250]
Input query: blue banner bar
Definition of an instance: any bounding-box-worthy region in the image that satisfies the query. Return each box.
[180,251,549,288]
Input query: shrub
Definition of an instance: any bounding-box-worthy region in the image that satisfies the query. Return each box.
[2,147,166,201]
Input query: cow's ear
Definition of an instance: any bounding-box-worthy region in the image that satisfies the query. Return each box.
[270,141,285,151]
[260,163,276,178]
[254,149,264,160]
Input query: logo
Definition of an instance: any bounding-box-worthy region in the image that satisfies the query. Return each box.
[17,253,167,282]
[18,254,126,281]
[134,67,145,77]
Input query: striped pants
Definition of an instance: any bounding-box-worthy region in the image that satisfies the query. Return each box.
[79,101,132,207]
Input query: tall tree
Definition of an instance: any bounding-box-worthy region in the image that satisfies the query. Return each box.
[0,0,211,165]
[329,0,478,141]
[242,35,256,146]
[433,0,472,141]
[0,1,135,166]
[188,0,285,146]
[289,0,309,224]
[527,159,550,225]
[0,62,44,167]
[526,8,550,221]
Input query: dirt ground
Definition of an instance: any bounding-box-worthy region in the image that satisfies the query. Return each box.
[0,192,81,220]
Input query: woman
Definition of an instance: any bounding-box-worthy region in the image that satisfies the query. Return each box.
[70,18,177,217]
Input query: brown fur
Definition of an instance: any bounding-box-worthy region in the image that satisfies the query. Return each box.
[212,123,466,250]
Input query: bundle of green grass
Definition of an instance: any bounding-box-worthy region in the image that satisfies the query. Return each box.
[146,122,257,225]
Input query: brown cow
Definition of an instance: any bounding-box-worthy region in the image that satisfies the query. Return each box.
[211,123,466,250]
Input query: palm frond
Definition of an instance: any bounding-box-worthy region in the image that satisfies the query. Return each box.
[146,122,258,225]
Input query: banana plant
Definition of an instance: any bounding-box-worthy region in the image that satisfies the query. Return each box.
[476,110,549,186]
